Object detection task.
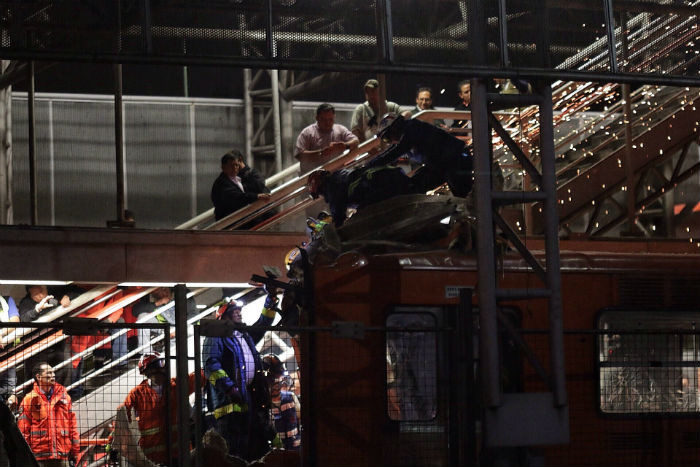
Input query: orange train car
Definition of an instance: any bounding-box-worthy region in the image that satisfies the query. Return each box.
[302,239,700,467]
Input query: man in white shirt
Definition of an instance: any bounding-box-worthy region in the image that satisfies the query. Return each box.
[295,103,359,174]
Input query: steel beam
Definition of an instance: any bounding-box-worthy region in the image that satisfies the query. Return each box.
[0,227,306,283]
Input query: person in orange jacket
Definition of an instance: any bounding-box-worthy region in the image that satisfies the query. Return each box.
[121,351,203,466]
[18,362,80,467]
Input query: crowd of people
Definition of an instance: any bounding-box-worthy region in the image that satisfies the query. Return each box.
[210,77,487,228]
[0,77,524,466]
[0,280,302,467]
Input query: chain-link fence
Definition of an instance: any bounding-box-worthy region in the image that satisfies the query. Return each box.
[2,313,698,466]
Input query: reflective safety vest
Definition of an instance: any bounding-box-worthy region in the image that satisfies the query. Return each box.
[0,295,9,322]
[123,372,203,464]
[17,382,80,461]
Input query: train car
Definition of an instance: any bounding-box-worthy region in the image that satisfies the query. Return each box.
[303,239,700,467]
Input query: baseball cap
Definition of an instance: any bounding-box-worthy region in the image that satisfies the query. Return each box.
[364,79,379,89]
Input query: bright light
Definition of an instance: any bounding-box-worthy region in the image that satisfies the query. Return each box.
[0,280,72,285]
[241,295,281,326]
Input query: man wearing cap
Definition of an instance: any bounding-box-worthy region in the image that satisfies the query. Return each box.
[350,79,402,143]
[203,298,278,461]
[295,103,359,174]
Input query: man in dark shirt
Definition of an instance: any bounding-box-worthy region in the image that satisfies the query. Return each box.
[210,149,271,222]
[19,284,84,388]
[371,113,474,198]
[452,79,471,129]
[306,165,417,227]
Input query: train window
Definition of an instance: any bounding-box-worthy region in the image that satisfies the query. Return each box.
[598,310,700,414]
[386,312,438,421]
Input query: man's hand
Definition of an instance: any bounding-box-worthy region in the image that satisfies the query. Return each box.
[35,295,55,313]
[257,193,271,201]
[6,394,17,411]
[60,295,71,308]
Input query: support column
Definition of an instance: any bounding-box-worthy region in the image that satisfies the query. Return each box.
[471,77,500,408]
[174,284,191,467]
[28,60,37,225]
[0,60,13,225]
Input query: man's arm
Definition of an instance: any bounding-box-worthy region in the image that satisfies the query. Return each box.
[241,168,270,195]
[212,179,262,216]
[248,306,276,344]
[19,296,42,322]
[365,141,407,169]
[350,104,366,142]
[17,396,32,440]
[203,337,235,395]
[0,297,19,340]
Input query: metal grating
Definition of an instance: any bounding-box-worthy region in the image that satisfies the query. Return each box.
[0,1,697,84]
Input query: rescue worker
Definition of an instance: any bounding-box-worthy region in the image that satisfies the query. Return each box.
[371,112,476,197]
[121,351,203,466]
[306,165,418,227]
[203,299,277,461]
[18,362,79,467]
[262,354,300,450]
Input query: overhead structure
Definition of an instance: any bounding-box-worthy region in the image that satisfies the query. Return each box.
[0,0,696,86]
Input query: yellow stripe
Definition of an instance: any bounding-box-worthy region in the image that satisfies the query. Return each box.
[140,427,161,436]
[213,403,248,419]
[262,307,276,319]
[208,369,228,386]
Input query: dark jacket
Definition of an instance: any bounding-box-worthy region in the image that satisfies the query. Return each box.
[19,285,84,322]
[211,172,260,221]
[368,118,467,171]
[239,166,269,195]
[320,166,415,227]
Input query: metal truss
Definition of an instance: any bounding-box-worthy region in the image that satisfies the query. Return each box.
[576,137,700,237]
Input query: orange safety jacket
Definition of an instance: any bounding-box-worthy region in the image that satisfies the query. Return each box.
[123,371,204,464]
[18,382,80,461]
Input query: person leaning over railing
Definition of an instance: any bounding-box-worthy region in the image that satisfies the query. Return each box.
[19,285,85,389]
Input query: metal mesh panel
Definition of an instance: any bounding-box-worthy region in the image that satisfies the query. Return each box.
[615,2,700,76]
[0,0,698,82]
[545,1,611,72]
[193,102,245,218]
[1,318,176,467]
[124,102,193,227]
[272,2,379,62]
[147,2,268,59]
[389,0,473,67]
[51,100,117,227]
[521,328,700,467]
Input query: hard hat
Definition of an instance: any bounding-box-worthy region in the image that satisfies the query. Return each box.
[262,354,291,387]
[307,170,328,200]
[285,248,301,270]
[216,300,243,320]
[138,351,166,375]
